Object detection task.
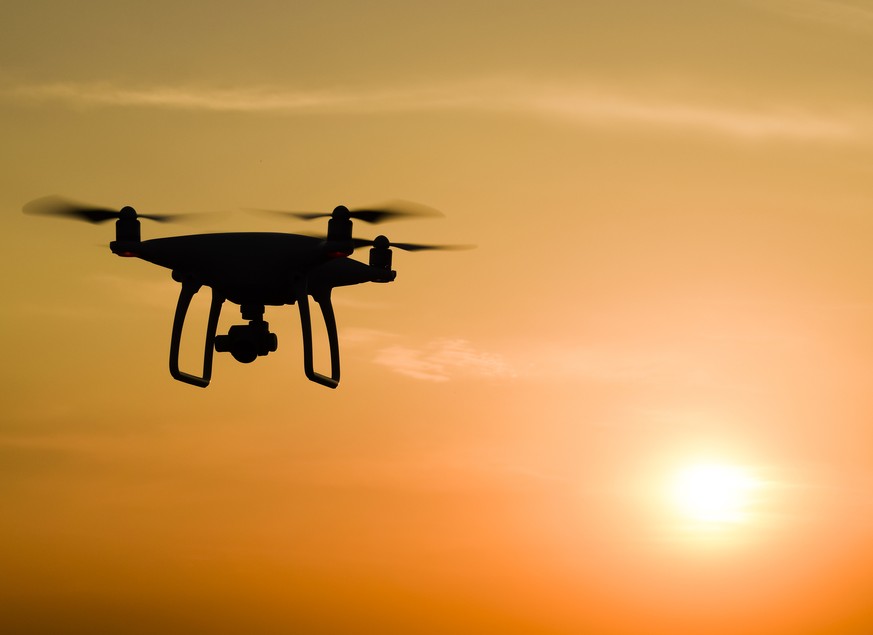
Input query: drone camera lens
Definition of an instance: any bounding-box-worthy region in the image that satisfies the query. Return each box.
[215,322,278,363]
[230,341,259,364]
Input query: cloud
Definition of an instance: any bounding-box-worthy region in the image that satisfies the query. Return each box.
[1,77,860,142]
[0,80,469,114]
[87,272,180,309]
[373,338,514,382]
[3,272,176,321]
[516,88,854,140]
[750,0,873,32]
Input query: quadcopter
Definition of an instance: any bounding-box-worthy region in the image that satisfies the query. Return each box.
[24,196,468,388]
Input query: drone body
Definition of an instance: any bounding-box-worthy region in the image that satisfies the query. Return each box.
[25,197,464,389]
[112,232,395,306]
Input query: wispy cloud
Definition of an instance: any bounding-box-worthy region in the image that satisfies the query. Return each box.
[517,89,855,140]
[0,78,859,142]
[4,273,176,321]
[373,338,514,382]
[750,0,873,32]
[87,272,180,309]
[0,81,470,114]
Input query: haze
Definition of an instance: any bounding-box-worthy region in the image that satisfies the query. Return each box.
[3,1,873,633]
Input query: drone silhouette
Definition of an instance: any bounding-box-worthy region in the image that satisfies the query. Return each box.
[24,195,469,388]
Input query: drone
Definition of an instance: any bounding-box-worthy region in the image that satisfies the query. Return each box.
[24,196,468,388]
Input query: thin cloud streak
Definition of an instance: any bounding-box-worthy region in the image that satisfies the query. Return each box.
[374,338,514,382]
[519,90,854,140]
[2,81,472,114]
[750,0,873,32]
[1,79,860,141]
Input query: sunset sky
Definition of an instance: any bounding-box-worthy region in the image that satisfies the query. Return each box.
[3,1,873,633]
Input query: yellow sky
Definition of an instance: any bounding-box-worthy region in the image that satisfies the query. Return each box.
[3,1,873,633]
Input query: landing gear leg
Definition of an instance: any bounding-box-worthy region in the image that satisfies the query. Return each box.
[296,282,340,389]
[168,276,225,387]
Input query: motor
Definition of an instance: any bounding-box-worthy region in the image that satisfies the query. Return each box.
[368,235,392,270]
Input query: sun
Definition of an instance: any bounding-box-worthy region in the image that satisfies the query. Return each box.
[671,463,759,524]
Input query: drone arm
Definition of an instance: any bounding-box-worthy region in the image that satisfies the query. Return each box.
[296,284,340,389]
[169,278,225,388]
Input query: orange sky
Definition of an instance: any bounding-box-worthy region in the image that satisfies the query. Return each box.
[3,1,873,633]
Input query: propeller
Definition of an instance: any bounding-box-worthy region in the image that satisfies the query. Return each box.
[351,235,475,252]
[23,195,198,223]
[252,200,444,224]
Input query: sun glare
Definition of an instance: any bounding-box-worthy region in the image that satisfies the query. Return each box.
[672,463,759,524]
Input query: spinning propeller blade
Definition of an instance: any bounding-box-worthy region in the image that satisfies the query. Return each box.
[23,195,198,223]
[351,237,475,252]
[253,200,444,224]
